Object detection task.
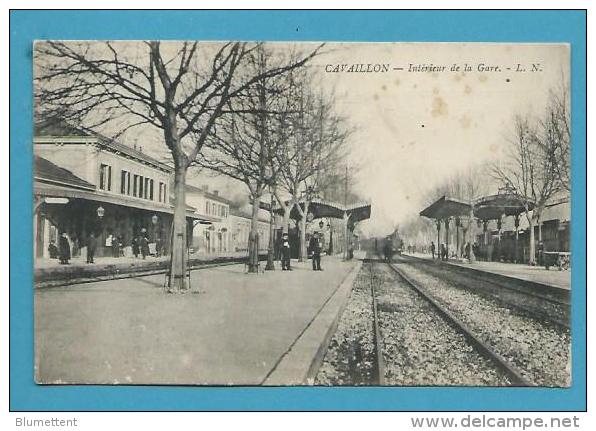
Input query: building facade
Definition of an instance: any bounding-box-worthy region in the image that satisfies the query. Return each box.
[186,185,233,254]
[229,207,271,253]
[34,120,201,260]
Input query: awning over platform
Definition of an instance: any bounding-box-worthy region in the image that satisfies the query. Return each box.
[35,181,219,222]
[287,198,372,223]
[419,196,471,220]
[474,193,534,220]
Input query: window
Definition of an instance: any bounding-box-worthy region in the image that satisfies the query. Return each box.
[205,201,209,214]
[120,170,131,195]
[138,175,144,198]
[149,179,154,200]
[133,174,139,197]
[99,164,112,191]
[212,203,217,215]
[159,182,166,203]
[144,178,150,199]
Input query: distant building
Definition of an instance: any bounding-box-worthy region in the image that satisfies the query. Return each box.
[185,184,233,254]
[229,206,271,252]
[33,120,206,259]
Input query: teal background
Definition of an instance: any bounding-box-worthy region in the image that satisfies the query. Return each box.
[9,10,586,411]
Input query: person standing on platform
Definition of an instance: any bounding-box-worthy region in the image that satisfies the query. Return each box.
[48,240,59,259]
[58,232,71,264]
[431,241,436,259]
[112,232,120,258]
[281,232,292,271]
[132,235,139,258]
[86,232,97,264]
[140,233,149,259]
[310,232,323,271]
[440,243,447,261]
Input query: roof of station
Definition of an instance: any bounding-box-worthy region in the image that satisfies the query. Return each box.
[419,196,471,220]
[287,198,372,223]
[420,192,536,221]
[474,193,534,220]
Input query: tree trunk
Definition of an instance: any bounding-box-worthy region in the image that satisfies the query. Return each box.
[169,166,188,292]
[281,203,293,234]
[300,201,311,261]
[467,207,476,263]
[528,216,536,265]
[299,217,306,262]
[248,193,261,273]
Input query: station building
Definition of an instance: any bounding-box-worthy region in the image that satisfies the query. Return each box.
[33,120,205,259]
[186,184,233,254]
[229,206,271,253]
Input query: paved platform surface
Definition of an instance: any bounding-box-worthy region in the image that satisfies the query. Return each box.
[35,251,269,287]
[35,256,360,385]
[35,250,264,270]
[404,252,571,290]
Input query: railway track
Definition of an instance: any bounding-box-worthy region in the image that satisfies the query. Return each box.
[389,258,571,387]
[379,261,533,386]
[365,258,517,386]
[318,255,569,386]
[398,254,570,329]
[36,255,268,289]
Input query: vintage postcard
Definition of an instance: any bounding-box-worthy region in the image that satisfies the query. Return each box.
[33,41,571,387]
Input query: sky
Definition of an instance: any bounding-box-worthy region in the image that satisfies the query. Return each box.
[306,42,570,237]
[42,41,569,237]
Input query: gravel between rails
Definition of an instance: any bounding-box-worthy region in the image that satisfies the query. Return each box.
[316,261,510,386]
[374,263,510,386]
[396,263,571,387]
[403,258,569,326]
[315,263,377,385]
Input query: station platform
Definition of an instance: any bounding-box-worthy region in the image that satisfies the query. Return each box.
[34,251,268,287]
[35,255,361,386]
[403,252,571,290]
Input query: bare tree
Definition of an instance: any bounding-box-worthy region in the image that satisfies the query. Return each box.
[493,115,562,265]
[199,45,320,271]
[272,78,351,261]
[544,84,571,194]
[422,164,490,262]
[35,41,320,288]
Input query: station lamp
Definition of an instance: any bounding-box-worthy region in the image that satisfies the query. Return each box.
[96,206,105,218]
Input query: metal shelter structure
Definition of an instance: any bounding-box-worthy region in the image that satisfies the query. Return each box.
[419,196,472,259]
[284,197,372,259]
[474,186,535,262]
[420,186,535,262]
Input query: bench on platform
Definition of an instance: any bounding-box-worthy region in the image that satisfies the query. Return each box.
[543,251,571,271]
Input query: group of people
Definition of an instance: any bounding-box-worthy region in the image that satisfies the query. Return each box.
[47,229,156,265]
[430,241,449,261]
[430,241,476,261]
[48,232,73,265]
[279,231,324,271]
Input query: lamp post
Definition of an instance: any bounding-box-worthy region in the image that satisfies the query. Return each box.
[300,185,317,262]
[96,205,105,236]
[265,193,276,271]
[327,221,333,255]
[151,214,158,255]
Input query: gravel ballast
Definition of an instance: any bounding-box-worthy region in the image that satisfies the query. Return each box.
[396,262,571,387]
[316,261,511,386]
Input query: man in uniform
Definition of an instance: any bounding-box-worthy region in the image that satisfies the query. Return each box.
[281,232,292,271]
[309,231,323,271]
[86,232,97,264]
